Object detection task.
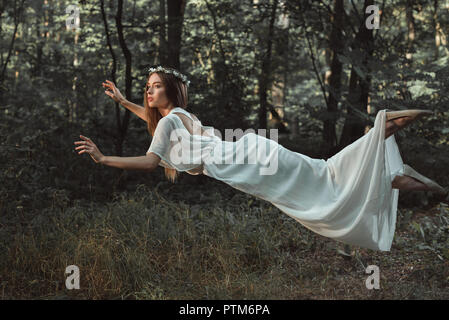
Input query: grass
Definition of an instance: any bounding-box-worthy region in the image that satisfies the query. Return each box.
[1,180,448,299]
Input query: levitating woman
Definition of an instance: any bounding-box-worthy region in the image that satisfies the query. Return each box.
[74,66,448,252]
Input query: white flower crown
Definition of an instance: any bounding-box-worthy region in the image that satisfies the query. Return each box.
[148,66,190,87]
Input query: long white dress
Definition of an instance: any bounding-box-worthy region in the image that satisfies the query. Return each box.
[147,107,404,251]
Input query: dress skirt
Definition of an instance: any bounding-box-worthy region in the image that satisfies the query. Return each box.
[203,109,404,251]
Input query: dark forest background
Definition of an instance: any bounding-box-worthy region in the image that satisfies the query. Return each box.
[0,0,448,299]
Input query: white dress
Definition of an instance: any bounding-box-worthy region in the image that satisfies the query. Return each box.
[147,107,404,251]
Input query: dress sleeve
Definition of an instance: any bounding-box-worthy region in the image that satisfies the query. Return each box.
[146,116,178,168]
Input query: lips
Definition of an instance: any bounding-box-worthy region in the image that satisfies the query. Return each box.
[148,97,153,102]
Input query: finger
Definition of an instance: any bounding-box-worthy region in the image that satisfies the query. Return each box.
[80,142,91,148]
[79,135,91,143]
[75,142,86,148]
[83,136,93,143]
[79,147,91,153]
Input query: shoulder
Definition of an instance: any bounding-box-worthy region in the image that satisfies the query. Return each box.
[184,109,201,122]
[157,114,178,128]
[172,110,201,124]
[189,112,200,122]
[152,115,179,137]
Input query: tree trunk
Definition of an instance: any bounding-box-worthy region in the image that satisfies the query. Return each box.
[258,0,278,130]
[0,0,25,102]
[337,0,374,151]
[323,0,344,156]
[167,0,187,69]
[100,0,119,140]
[405,0,415,63]
[71,30,79,124]
[433,0,447,59]
[397,0,415,102]
[115,0,133,157]
[159,0,168,65]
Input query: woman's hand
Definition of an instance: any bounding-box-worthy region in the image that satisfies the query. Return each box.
[102,80,125,103]
[74,135,105,164]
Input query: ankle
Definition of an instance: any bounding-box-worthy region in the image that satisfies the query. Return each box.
[392,175,429,191]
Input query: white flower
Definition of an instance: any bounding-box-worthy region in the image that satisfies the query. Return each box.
[147,65,190,87]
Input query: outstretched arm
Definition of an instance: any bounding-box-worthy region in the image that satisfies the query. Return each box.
[120,98,148,123]
[103,80,148,122]
[101,153,161,172]
[74,135,160,171]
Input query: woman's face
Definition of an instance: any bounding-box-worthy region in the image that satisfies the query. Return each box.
[146,73,170,109]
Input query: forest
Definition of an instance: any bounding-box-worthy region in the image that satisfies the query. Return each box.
[0,0,448,300]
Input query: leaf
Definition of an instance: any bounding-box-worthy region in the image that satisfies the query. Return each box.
[353,65,366,80]
[408,80,438,99]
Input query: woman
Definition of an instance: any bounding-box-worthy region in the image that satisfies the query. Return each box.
[74,65,448,251]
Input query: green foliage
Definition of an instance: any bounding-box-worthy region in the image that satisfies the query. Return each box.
[1,184,448,299]
[408,205,449,261]
[1,0,449,299]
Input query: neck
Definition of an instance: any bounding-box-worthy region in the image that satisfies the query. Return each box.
[158,106,176,117]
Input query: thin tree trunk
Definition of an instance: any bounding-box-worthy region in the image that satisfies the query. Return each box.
[99,0,119,138]
[337,0,374,151]
[167,0,186,69]
[1,0,25,88]
[159,0,168,65]
[71,30,79,123]
[258,0,278,130]
[405,0,415,63]
[433,0,447,59]
[115,0,133,157]
[204,0,240,118]
[323,0,344,156]
[397,0,415,102]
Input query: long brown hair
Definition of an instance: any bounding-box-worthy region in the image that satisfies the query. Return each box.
[143,66,189,183]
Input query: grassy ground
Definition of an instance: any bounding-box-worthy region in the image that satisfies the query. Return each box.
[1,178,448,300]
